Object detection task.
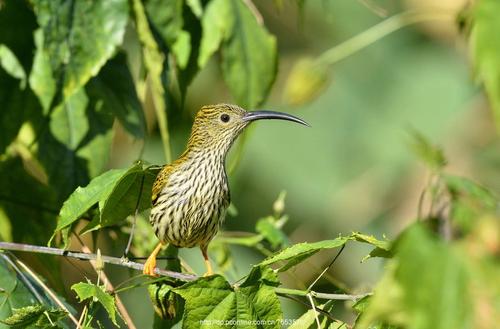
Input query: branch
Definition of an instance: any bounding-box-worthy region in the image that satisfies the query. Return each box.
[275,287,371,301]
[0,242,197,281]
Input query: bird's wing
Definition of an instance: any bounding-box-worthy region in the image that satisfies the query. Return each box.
[151,164,175,205]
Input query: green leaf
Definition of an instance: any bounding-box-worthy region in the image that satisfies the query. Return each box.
[132,0,170,162]
[71,282,119,326]
[468,0,500,130]
[221,0,277,108]
[31,0,129,101]
[357,224,472,329]
[258,236,350,272]
[53,168,127,235]
[49,88,89,150]
[198,0,231,68]
[444,175,497,231]
[86,52,146,139]
[186,0,203,18]
[352,232,392,260]
[0,305,67,329]
[0,305,45,327]
[29,29,56,113]
[408,129,446,171]
[0,44,26,86]
[52,163,159,243]
[99,164,158,228]
[255,216,289,249]
[174,266,282,329]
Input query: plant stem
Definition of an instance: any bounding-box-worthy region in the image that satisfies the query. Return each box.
[0,242,196,281]
[316,11,454,67]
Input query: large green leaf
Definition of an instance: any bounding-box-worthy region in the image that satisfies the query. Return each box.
[174,266,282,329]
[468,0,500,130]
[99,163,158,228]
[258,236,350,272]
[357,225,472,329]
[86,52,146,138]
[53,168,127,235]
[220,0,277,108]
[198,0,230,68]
[51,163,159,243]
[30,0,129,102]
[72,282,119,326]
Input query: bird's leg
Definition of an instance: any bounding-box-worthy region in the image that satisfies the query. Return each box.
[200,245,213,276]
[143,242,163,276]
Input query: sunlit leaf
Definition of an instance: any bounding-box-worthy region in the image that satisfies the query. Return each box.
[0,44,26,87]
[258,236,350,272]
[71,282,119,326]
[29,29,55,113]
[352,232,392,260]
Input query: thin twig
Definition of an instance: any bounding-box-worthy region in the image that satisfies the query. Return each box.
[274,287,370,301]
[0,242,197,281]
[311,291,371,301]
[308,244,345,291]
[124,173,145,257]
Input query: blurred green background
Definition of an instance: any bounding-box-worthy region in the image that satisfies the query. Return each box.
[2,0,499,327]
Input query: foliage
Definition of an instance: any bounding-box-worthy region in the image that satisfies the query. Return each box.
[0,0,499,328]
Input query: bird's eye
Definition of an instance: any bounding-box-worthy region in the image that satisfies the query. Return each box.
[220,114,230,123]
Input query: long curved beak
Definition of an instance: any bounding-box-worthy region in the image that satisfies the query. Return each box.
[242,110,309,127]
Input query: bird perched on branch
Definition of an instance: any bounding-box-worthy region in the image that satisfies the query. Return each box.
[143,104,308,276]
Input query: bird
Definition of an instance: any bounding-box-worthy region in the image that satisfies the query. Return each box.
[143,103,308,276]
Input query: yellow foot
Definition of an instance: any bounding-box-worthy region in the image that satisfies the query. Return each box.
[143,242,163,277]
[203,269,214,277]
[143,256,158,277]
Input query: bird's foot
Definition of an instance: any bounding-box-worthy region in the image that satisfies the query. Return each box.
[143,255,158,277]
[203,269,214,277]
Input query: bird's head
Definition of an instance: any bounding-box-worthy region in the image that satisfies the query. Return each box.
[186,103,308,154]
